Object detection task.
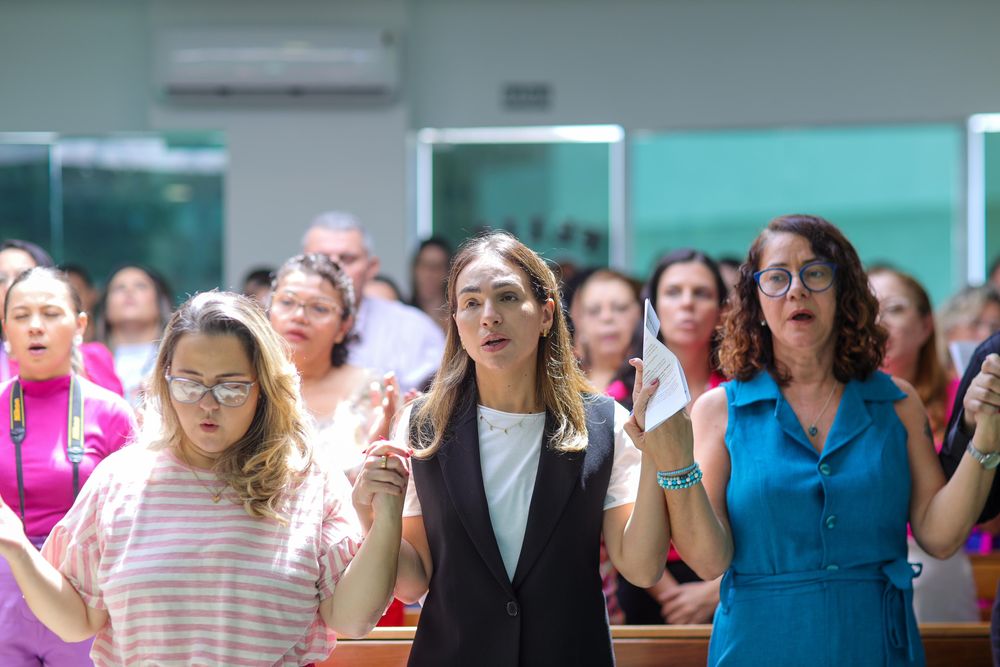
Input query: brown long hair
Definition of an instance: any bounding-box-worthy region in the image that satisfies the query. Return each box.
[142,291,312,522]
[719,214,887,384]
[869,265,950,438]
[412,231,591,458]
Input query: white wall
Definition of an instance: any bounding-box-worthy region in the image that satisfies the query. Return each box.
[410,0,1000,129]
[149,0,409,290]
[2,0,1000,288]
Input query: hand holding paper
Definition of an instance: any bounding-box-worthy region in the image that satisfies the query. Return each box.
[639,299,691,432]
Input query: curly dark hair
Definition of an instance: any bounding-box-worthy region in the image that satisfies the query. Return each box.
[719,214,886,385]
[270,253,356,368]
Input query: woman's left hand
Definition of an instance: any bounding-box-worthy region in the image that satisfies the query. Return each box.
[352,441,410,533]
[623,358,694,468]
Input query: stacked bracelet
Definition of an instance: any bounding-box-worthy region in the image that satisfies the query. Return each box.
[656,462,703,490]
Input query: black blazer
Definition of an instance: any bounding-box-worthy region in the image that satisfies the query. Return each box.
[408,392,618,667]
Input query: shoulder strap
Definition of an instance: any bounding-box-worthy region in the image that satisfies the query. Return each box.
[9,376,85,523]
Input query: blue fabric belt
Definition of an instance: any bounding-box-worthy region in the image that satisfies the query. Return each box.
[718,559,923,666]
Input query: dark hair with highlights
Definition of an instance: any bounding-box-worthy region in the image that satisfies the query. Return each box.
[270,253,356,368]
[719,214,886,384]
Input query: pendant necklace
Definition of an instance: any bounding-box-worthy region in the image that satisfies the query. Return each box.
[180,449,225,502]
[479,409,528,435]
[807,384,839,438]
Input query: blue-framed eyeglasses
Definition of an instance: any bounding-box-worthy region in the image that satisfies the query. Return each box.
[166,376,256,407]
[753,261,837,298]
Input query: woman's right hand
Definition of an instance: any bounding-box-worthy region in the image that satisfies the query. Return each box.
[624,358,694,470]
[352,442,411,534]
[963,353,1000,441]
[0,496,30,561]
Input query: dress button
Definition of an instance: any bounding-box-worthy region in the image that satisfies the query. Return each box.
[826,564,839,571]
[506,601,520,617]
[818,463,832,476]
[825,515,837,529]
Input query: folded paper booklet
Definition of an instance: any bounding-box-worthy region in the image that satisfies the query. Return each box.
[641,298,690,432]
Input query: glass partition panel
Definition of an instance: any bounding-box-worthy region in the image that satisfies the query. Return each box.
[58,135,225,299]
[0,142,53,249]
[0,133,224,300]
[632,124,963,306]
[417,126,624,272]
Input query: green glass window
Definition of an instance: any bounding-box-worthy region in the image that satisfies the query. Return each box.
[419,127,624,271]
[0,133,224,300]
[631,124,963,306]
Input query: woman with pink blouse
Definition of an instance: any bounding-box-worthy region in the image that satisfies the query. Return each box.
[0,267,134,666]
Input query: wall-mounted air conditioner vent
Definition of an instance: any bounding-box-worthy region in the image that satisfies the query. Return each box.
[156,27,399,100]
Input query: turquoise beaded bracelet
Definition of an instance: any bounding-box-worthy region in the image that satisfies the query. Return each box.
[658,462,698,478]
[656,463,703,490]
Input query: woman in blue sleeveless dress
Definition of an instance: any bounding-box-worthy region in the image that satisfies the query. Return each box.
[692,215,999,667]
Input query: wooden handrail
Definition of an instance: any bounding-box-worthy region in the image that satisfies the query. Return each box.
[318,623,992,667]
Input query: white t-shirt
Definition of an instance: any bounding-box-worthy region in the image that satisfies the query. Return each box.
[400,401,641,582]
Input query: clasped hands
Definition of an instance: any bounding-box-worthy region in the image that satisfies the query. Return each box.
[963,353,1000,453]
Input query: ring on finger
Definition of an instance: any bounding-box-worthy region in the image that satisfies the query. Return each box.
[380,455,389,470]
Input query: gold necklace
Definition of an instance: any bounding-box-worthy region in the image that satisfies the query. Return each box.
[807,384,839,438]
[478,409,529,435]
[179,449,225,503]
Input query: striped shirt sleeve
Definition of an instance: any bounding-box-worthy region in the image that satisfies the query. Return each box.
[317,469,362,600]
[41,461,108,610]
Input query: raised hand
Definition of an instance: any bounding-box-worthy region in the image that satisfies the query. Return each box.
[352,441,410,534]
[623,358,694,469]
[367,373,400,444]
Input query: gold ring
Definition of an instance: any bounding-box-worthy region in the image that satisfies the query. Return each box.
[380,455,389,470]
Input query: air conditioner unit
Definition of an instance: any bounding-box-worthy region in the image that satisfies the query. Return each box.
[156,27,399,99]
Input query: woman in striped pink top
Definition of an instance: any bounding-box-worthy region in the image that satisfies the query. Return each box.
[0,291,408,666]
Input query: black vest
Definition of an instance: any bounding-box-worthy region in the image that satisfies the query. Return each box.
[408,393,617,667]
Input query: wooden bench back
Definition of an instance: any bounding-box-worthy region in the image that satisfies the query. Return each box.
[318,623,992,667]
[972,553,1000,621]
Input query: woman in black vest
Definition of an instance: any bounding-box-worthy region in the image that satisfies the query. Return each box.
[353,231,731,667]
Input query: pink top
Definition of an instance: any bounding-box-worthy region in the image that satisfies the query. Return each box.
[0,342,125,397]
[42,446,362,667]
[0,374,133,538]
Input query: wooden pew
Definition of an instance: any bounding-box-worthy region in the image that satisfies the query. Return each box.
[971,552,1000,622]
[318,623,992,667]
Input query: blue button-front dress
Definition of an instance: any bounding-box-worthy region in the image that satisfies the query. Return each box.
[708,370,924,667]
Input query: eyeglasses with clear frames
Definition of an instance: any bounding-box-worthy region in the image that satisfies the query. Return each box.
[166,376,256,407]
[270,292,343,322]
[754,261,837,298]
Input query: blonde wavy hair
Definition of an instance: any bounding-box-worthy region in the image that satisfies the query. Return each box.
[140,291,312,522]
[413,231,591,458]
